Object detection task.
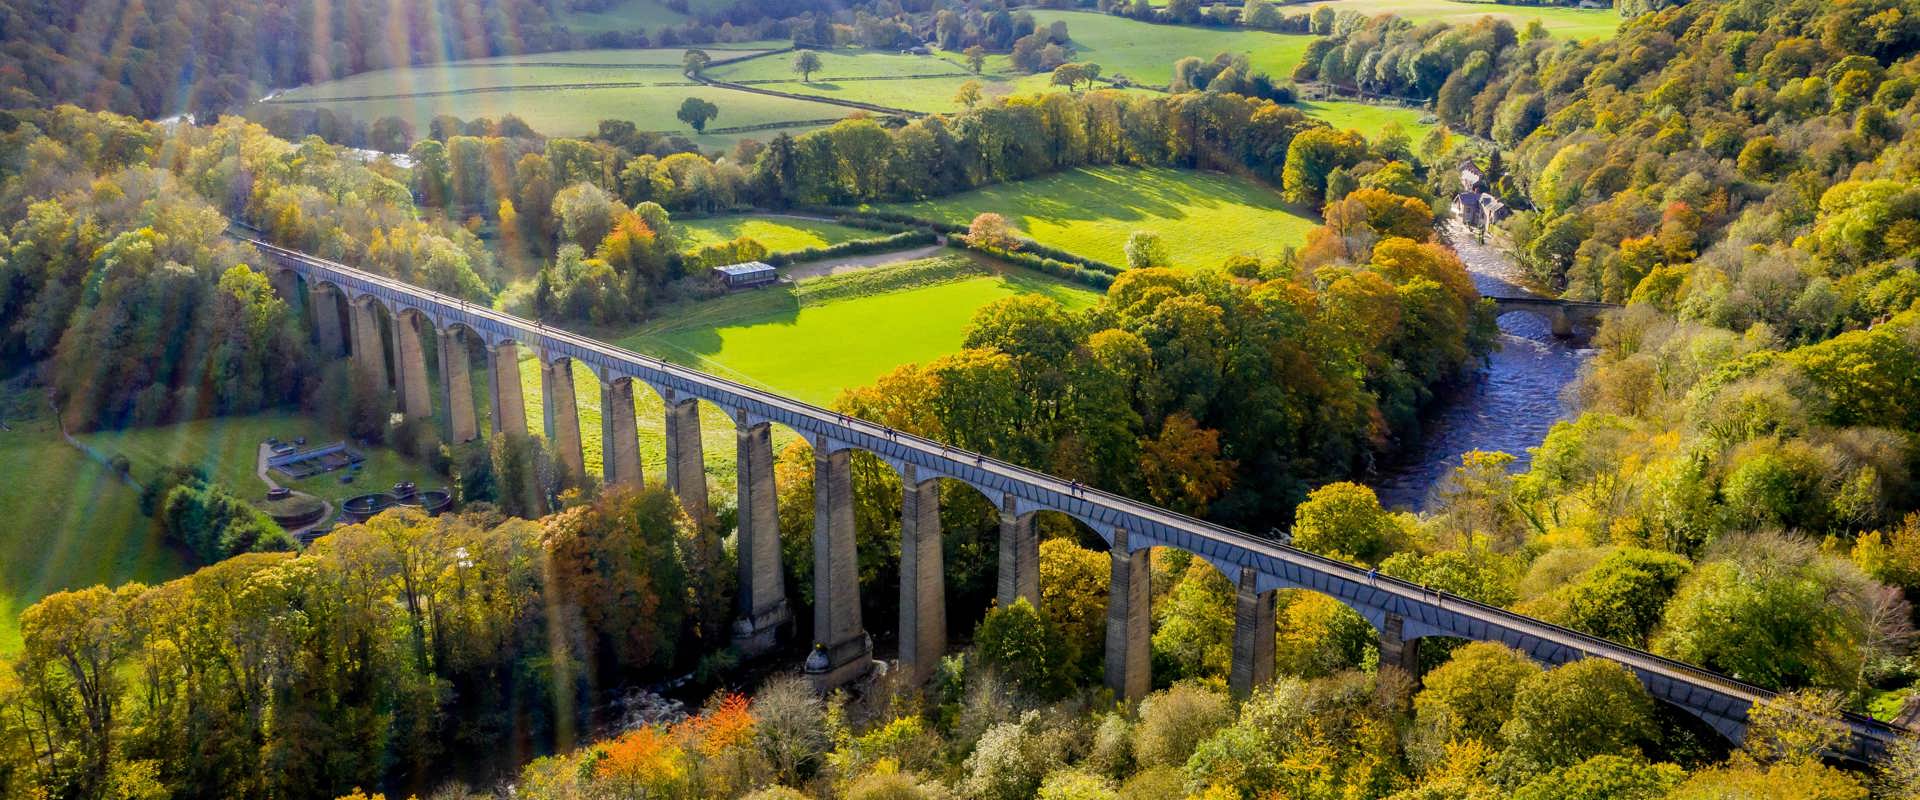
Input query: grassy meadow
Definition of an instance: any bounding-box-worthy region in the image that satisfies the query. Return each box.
[676,214,881,254]
[1297,99,1436,140]
[1306,0,1621,41]
[876,165,1317,269]
[0,388,184,655]
[555,0,741,34]
[262,49,854,142]
[1024,10,1316,87]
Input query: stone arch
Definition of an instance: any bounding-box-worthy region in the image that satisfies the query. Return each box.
[1493,305,1572,338]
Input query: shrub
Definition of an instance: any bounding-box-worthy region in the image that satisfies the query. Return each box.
[1132,683,1233,770]
[961,711,1071,800]
[765,229,938,267]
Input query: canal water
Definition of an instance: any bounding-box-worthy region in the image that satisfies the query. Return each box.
[1368,222,1595,511]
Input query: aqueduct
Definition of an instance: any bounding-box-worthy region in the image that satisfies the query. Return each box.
[250,237,1903,763]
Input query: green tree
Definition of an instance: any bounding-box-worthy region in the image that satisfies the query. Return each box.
[1291,481,1405,565]
[1281,127,1368,207]
[683,48,712,76]
[1500,659,1655,777]
[975,598,1073,701]
[1414,642,1544,747]
[1654,533,1890,691]
[793,50,824,82]
[1124,230,1170,269]
[677,96,720,132]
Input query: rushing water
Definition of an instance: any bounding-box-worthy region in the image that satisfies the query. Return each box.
[1368,223,1595,511]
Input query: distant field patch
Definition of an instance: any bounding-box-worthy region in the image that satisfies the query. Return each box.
[261,50,855,143]
[1024,10,1315,87]
[713,49,968,82]
[556,0,739,34]
[677,214,881,254]
[1306,0,1621,40]
[1297,99,1436,141]
[875,165,1317,269]
[459,44,783,67]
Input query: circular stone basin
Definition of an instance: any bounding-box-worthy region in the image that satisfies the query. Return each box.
[341,493,395,523]
[260,492,325,528]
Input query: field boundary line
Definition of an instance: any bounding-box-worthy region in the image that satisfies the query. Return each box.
[265,80,702,104]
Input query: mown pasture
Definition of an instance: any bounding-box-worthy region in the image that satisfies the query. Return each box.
[675,214,881,254]
[875,165,1317,269]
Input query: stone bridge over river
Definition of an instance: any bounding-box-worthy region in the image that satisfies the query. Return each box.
[245,237,1903,764]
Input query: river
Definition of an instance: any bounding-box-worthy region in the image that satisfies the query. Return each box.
[1368,221,1594,511]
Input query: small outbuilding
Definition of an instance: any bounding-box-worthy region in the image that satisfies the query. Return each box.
[714,261,778,289]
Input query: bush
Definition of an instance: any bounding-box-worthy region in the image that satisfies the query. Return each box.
[1038,769,1119,800]
[1132,683,1233,770]
[766,229,938,267]
[961,711,1071,800]
[1117,766,1186,800]
[160,481,293,564]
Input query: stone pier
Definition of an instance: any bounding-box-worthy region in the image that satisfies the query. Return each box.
[349,300,388,388]
[601,380,642,486]
[1229,567,1277,698]
[438,329,478,442]
[664,396,709,525]
[311,284,345,356]
[899,468,945,680]
[488,342,528,438]
[732,418,789,655]
[807,447,871,688]
[1380,612,1422,676]
[394,314,433,420]
[997,496,1039,607]
[1105,527,1150,702]
[541,356,585,480]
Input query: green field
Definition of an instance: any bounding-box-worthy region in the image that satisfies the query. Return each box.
[1297,99,1436,141]
[624,254,1098,403]
[457,44,782,67]
[1307,0,1621,41]
[676,214,881,254]
[876,165,1316,269]
[556,0,740,34]
[261,48,856,143]
[1026,10,1316,88]
[0,388,184,654]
